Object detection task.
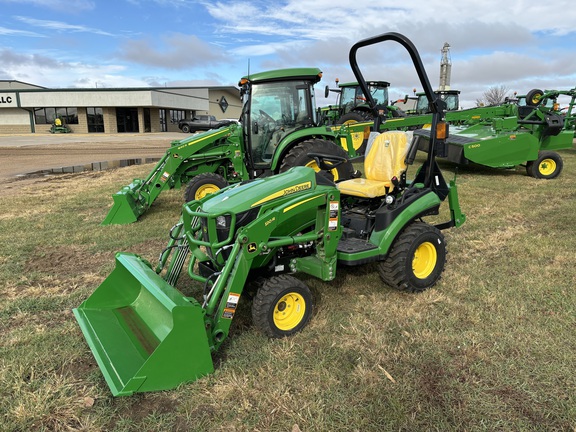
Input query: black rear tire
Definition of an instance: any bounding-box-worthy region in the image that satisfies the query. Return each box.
[252,275,313,338]
[184,172,228,202]
[280,139,354,182]
[378,222,446,293]
[181,124,191,133]
[336,111,373,124]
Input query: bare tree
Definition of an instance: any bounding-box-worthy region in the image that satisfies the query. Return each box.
[476,85,510,106]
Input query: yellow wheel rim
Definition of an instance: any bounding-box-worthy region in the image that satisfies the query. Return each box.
[195,183,220,200]
[538,159,556,176]
[342,120,365,151]
[273,292,306,331]
[305,160,340,181]
[412,241,437,279]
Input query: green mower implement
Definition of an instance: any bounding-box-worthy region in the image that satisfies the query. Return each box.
[414,87,576,179]
[102,67,359,225]
[74,31,466,396]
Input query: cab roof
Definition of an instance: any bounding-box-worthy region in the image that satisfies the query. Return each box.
[239,68,323,86]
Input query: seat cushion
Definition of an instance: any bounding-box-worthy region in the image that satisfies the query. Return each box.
[337,178,391,198]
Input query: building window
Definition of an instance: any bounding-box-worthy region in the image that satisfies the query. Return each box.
[159,109,167,132]
[87,107,104,133]
[34,107,79,125]
[169,109,186,124]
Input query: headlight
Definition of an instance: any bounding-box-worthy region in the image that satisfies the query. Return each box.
[216,215,228,228]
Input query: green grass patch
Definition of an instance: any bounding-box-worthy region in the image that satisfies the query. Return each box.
[0,152,575,431]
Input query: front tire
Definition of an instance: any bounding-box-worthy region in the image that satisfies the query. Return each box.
[184,172,228,202]
[252,275,313,338]
[378,222,446,293]
[181,124,191,133]
[526,151,563,179]
[280,139,354,182]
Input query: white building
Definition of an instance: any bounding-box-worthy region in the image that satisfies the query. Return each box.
[0,80,241,134]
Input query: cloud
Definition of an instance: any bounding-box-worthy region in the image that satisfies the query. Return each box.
[0,47,146,88]
[117,33,227,69]
[0,48,68,68]
[0,26,44,37]
[14,16,115,36]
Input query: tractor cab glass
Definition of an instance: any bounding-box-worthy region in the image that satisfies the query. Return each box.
[340,82,389,112]
[442,93,459,111]
[245,80,317,167]
[416,91,459,114]
[415,93,430,114]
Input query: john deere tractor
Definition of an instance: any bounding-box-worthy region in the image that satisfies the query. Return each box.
[102,68,358,225]
[321,79,403,125]
[74,31,466,396]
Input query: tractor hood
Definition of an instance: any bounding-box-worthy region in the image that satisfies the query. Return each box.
[200,166,322,214]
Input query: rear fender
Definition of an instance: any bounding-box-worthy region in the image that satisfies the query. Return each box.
[370,190,442,254]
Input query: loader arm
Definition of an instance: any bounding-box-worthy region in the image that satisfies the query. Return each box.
[102,125,248,225]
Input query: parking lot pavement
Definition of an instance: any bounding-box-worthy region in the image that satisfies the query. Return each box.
[0,132,184,147]
[0,132,187,181]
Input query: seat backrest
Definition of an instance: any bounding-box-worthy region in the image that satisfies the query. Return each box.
[364,131,409,182]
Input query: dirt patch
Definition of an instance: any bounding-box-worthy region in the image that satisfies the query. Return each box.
[25,245,114,278]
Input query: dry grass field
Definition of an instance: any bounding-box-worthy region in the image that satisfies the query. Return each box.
[0,144,575,431]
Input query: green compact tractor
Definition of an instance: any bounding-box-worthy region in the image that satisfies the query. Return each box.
[102,68,359,225]
[74,32,466,396]
[414,87,576,179]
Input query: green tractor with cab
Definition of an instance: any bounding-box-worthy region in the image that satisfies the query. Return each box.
[74,31,466,396]
[321,79,406,124]
[102,67,359,225]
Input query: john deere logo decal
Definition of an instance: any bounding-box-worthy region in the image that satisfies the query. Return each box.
[247,243,257,253]
[251,181,312,207]
[282,183,311,196]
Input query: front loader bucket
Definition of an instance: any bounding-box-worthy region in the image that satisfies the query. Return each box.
[73,252,214,396]
[101,180,145,225]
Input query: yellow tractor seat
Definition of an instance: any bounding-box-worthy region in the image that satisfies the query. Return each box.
[337,131,410,198]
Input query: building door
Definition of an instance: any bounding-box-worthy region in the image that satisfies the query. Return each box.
[116,108,139,132]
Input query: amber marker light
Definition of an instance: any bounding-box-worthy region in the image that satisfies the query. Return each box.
[436,122,448,140]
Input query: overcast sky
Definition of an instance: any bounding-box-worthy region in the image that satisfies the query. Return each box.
[1,0,576,108]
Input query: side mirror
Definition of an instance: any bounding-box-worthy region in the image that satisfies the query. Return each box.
[324,85,330,98]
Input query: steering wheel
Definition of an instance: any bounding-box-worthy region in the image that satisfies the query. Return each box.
[306,152,348,171]
[259,109,275,123]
